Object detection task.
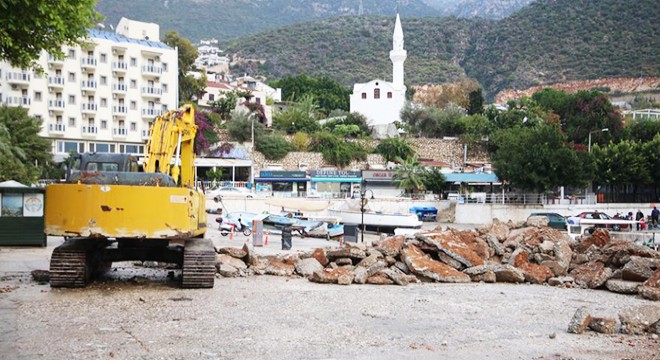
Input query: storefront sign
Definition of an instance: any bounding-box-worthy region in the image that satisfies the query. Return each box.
[259,171,306,178]
[310,170,361,178]
[362,170,397,180]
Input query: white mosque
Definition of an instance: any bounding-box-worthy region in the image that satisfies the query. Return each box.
[349,14,407,136]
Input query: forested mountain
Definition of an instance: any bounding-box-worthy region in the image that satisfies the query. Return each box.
[225,0,660,99]
[95,0,439,41]
[423,0,534,19]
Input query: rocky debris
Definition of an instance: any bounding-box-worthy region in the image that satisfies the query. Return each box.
[216,247,247,258]
[375,235,406,257]
[605,279,641,294]
[547,276,574,288]
[567,306,592,334]
[493,264,525,283]
[526,215,549,228]
[326,247,366,263]
[619,305,660,335]
[310,267,354,284]
[310,248,329,267]
[202,219,659,298]
[401,244,470,283]
[418,231,484,268]
[588,317,617,334]
[570,261,612,289]
[216,254,248,270]
[638,268,660,301]
[294,258,323,278]
[621,256,660,282]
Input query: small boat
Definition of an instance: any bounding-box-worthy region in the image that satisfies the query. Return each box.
[327,199,423,233]
[263,214,297,227]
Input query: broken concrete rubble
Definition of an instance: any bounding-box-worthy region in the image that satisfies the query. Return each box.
[567,306,592,334]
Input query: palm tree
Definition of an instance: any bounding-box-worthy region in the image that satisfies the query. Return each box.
[394,157,425,195]
[0,123,25,161]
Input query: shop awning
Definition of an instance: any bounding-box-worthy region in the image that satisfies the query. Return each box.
[254,177,310,183]
[444,173,500,184]
[311,178,362,183]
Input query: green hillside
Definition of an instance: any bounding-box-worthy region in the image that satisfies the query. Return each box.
[226,16,491,88]
[423,0,534,19]
[95,0,439,41]
[224,0,660,99]
[462,0,660,97]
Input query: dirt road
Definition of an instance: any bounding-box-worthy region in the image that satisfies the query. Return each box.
[1,238,658,360]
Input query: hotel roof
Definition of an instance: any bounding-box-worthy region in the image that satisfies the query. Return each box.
[87,29,172,50]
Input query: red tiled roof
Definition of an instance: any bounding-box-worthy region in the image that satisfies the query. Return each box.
[206,81,234,90]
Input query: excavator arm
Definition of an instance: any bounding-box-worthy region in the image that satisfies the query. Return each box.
[143,104,198,187]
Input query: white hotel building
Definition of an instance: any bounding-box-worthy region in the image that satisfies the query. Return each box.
[0,18,178,162]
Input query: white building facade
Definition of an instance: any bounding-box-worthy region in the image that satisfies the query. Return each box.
[0,18,178,161]
[350,14,407,128]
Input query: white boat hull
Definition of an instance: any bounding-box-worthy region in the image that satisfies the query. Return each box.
[327,209,423,229]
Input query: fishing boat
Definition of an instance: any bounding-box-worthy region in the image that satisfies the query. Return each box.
[327,199,423,233]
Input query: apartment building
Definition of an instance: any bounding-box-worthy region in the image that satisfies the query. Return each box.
[0,18,178,162]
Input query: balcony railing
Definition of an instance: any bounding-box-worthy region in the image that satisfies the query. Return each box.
[4,96,31,107]
[112,61,128,72]
[112,83,127,93]
[141,108,162,117]
[112,106,127,114]
[141,65,162,75]
[81,103,98,112]
[49,123,66,133]
[81,57,97,67]
[6,72,31,84]
[113,127,128,137]
[47,76,65,87]
[81,126,98,135]
[81,80,97,89]
[141,86,162,97]
[48,100,65,110]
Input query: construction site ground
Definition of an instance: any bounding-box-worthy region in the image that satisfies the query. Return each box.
[0,226,658,360]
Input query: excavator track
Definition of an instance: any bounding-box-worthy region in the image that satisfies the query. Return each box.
[50,238,106,288]
[181,239,215,288]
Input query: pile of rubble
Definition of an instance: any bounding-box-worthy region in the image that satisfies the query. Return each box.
[568,305,660,335]
[214,217,660,301]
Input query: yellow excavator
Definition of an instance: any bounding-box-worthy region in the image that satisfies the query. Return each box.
[44,105,214,288]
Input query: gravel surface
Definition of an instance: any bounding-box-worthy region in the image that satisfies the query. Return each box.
[0,226,659,359]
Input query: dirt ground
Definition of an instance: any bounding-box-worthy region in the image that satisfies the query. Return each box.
[1,229,659,360]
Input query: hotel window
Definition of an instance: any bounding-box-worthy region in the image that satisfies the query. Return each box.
[34,91,42,102]
[100,120,107,129]
[361,92,366,99]
[130,79,137,89]
[68,72,75,81]
[208,94,215,101]
[68,95,75,104]
[162,84,168,93]
[130,101,136,110]
[130,57,137,66]
[100,76,107,85]
[100,53,107,63]
[387,92,392,99]
[130,122,137,131]
[374,88,380,99]
[100,98,107,107]
[162,63,168,71]
[68,117,76,127]
[67,49,75,59]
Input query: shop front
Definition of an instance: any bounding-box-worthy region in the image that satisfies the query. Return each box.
[309,170,362,198]
[0,181,46,246]
[254,171,309,197]
[362,170,399,197]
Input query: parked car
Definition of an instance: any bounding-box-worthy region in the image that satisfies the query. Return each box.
[528,212,567,230]
[571,211,629,231]
[206,186,255,201]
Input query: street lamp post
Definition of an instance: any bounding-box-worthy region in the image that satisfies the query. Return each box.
[588,128,609,152]
[360,188,375,243]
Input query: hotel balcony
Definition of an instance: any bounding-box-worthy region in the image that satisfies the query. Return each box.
[112,61,128,73]
[141,65,162,77]
[47,55,64,66]
[112,106,127,115]
[141,86,162,98]
[81,80,97,92]
[80,57,97,69]
[141,108,162,118]
[112,127,128,137]
[5,71,31,86]
[48,123,66,134]
[81,126,98,136]
[81,103,98,113]
[47,76,65,88]
[112,83,127,93]
[48,100,65,111]
[4,96,31,107]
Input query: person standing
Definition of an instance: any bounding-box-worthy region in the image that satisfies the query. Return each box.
[636,210,645,231]
[652,206,660,228]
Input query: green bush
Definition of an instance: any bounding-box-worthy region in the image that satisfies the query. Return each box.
[256,134,292,160]
[310,131,367,168]
[227,111,264,143]
[375,137,415,163]
[291,132,310,151]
